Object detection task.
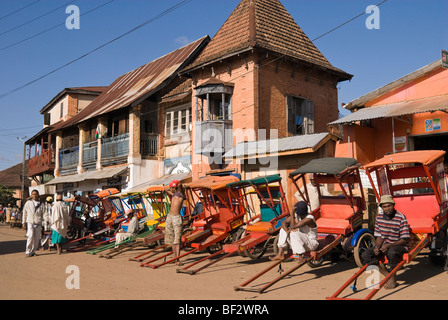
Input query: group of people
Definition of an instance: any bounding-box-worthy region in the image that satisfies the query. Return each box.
[18,176,411,289]
[0,204,20,224]
[270,175,410,289]
[22,190,70,256]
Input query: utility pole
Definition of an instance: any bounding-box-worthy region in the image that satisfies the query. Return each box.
[17,136,27,208]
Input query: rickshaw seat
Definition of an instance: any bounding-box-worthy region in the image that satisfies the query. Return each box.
[316,218,350,235]
[393,195,439,234]
[260,203,282,222]
[315,199,357,235]
[246,221,272,233]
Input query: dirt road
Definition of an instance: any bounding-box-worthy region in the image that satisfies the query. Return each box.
[1,224,447,301]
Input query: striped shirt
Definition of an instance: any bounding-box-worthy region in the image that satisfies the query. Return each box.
[374,210,410,244]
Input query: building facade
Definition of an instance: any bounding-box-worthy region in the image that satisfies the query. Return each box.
[332,59,448,166]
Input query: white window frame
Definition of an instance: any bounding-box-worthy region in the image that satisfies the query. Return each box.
[165,104,192,138]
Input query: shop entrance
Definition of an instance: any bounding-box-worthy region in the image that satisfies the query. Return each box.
[411,133,448,163]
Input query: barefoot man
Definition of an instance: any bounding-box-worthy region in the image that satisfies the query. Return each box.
[361,195,410,289]
[165,180,185,265]
[270,201,319,263]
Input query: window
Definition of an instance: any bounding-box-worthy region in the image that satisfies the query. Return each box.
[287,96,314,135]
[195,81,233,121]
[165,113,171,136]
[209,94,231,120]
[181,109,187,132]
[60,102,64,119]
[165,106,192,137]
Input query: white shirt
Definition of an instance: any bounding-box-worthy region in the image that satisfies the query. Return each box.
[298,214,317,240]
[22,199,44,225]
[51,201,70,237]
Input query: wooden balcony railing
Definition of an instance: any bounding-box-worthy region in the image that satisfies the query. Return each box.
[27,150,55,177]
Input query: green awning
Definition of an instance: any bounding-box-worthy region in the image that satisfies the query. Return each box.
[289,158,359,177]
[227,174,282,188]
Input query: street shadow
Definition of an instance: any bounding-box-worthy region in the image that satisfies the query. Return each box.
[0,239,26,255]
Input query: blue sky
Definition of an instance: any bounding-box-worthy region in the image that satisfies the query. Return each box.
[0,0,447,171]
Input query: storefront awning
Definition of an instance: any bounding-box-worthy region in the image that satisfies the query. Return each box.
[46,166,128,185]
[330,94,448,125]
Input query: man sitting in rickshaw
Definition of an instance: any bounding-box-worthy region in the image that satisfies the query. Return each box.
[270,201,319,263]
[361,195,410,289]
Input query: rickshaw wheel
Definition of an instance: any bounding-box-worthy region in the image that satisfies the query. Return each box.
[244,243,267,260]
[429,229,447,266]
[354,232,375,268]
[307,257,324,268]
[206,242,223,254]
[66,226,78,241]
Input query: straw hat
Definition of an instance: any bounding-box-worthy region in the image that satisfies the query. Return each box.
[379,195,395,206]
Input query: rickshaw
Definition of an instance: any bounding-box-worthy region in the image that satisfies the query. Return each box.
[234,157,373,293]
[140,175,245,269]
[328,150,448,300]
[87,190,156,257]
[223,174,290,258]
[128,185,189,263]
[176,174,290,275]
[64,188,126,251]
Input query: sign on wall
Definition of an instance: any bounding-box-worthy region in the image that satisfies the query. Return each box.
[442,50,448,69]
[425,118,441,132]
[394,136,407,152]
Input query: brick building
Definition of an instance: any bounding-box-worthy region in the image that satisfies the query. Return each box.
[180,0,352,205]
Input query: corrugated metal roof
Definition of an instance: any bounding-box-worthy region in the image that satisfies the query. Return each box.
[345,60,442,111]
[330,94,448,125]
[50,36,209,132]
[46,166,127,185]
[223,132,330,158]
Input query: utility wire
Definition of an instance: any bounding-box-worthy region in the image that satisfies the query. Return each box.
[0,0,40,21]
[222,0,390,87]
[0,0,114,52]
[0,0,193,100]
[0,0,76,37]
[312,0,388,41]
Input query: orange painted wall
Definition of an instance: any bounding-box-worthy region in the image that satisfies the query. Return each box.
[335,65,448,164]
[411,111,448,136]
[367,68,448,107]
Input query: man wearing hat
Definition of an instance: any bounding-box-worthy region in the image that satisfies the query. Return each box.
[165,180,185,265]
[115,208,140,245]
[270,201,319,263]
[362,195,410,289]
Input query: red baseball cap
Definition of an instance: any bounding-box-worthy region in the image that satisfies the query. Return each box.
[169,180,180,188]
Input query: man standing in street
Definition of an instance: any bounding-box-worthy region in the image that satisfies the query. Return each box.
[51,194,70,255]
[165,180,185,265]
[22,190,45,257]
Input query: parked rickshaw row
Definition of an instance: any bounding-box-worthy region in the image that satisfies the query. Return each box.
[60,150,448,300]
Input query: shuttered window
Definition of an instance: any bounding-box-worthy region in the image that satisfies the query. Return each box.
[287,96,314,135]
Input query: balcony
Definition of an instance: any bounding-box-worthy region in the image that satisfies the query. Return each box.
[194,120,233,155]
[141,134,159,157]
[27,150,55,177]
[59,146,79,174]
[101,133,129,165]
[82,141,98,170]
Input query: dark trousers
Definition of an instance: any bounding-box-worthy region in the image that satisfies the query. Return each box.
[362,245,407,269]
